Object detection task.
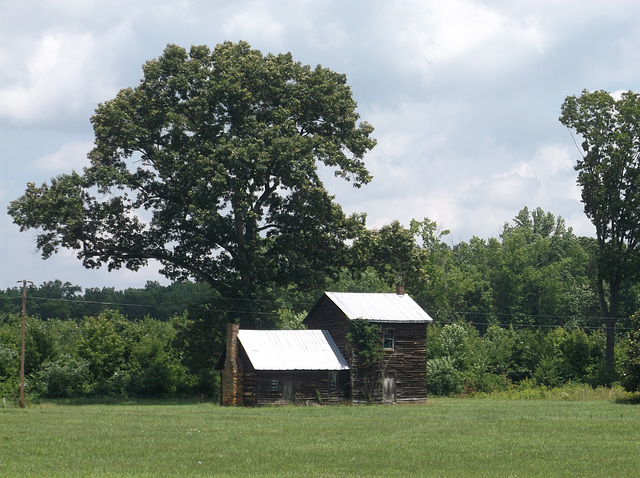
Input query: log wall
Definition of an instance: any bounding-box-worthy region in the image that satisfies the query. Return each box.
[305,297,427,403]
[239,368,350,406]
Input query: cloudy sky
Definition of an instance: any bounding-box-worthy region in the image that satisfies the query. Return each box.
[2,0,639,290]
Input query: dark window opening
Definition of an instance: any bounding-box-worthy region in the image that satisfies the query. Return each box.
[383,329,395,350]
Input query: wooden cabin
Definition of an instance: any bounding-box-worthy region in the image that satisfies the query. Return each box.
[217,324,350,406]
[218,289,432,405]
[303,289,433,404]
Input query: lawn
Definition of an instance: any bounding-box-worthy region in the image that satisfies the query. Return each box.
[1,397,639,477]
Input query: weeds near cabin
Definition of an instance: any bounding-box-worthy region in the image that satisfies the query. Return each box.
[346,319,384,366]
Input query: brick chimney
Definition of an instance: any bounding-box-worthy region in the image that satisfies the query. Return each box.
[221,323,240,406]
[396,283,405,295]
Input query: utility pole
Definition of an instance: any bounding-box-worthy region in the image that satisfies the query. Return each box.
[18,280,32,409]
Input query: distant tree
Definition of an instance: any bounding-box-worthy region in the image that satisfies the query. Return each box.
[8,41,375,327]
[30,280,82,320]
[560,90,640,380]
[410,218,472,319]
[350,219,444,304]
[450,236,499,327]
[0,288,22,316]
[325,267,391,294]
[352,221,423,288]
[496,207,596,326]
[77,312,128,389]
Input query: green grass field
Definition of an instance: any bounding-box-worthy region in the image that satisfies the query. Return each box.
[1,396,639,477]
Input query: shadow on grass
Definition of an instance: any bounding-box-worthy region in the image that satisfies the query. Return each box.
[34,396,218,407]
[615,393,640,405]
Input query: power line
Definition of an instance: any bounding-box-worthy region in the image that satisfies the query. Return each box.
[1,292,630,321]
[425,308,637,323]
[1,285,639,327]
[432,319,636,332]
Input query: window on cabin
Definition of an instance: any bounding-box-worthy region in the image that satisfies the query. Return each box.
[270,379,279,392]
[328,371,338,391]
[383,329,395,350]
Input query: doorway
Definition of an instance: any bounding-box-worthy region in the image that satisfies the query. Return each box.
[282,377,295,402]
[382,373,396,403]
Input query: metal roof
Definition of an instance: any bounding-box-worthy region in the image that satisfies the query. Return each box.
[237,329,349,371]
[325,292,433,323]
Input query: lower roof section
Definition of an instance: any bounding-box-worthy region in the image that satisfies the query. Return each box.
[238,329,349,371]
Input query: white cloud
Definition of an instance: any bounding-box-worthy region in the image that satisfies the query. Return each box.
[497,144,571,180]
[447,144,584,236]
[352,143,583,241]
[0,31,119,124]
[499,144,578,200]
[222,6,285,45]
[32,140,92,173]
[392,0,547,78]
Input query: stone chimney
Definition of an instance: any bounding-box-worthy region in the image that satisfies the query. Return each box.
[221,323,240,406]
[396,283,405,295]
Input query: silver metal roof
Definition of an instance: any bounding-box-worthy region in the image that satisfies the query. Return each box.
[238,329,349,371]
[325,292,433,323]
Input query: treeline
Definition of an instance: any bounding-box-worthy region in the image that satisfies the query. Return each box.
[3,206,640,399]
[352,208,640,329]
[0,281,212,322]
[2,310,640,401]
[0,301,314,401]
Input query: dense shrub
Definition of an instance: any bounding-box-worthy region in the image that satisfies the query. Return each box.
[547,327,604,385]
[426,323,608,396]
[622,312,640,392]
[427,323,478,395]
[0,343,19,399]
[0,311,210,400]
[34,356,90,398]
[427,356,465,396]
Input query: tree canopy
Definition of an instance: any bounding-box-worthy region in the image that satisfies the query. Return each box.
[8,41,376,326]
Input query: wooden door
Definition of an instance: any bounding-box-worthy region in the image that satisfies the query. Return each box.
[382,373,396,403]
[282,377,295,402]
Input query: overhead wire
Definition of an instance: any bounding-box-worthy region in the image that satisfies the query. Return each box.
[0,292,637,329]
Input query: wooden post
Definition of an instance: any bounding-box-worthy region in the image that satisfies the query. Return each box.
[19,280,28,409]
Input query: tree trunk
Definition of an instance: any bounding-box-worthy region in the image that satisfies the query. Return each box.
[232,198,259,327]
[599,277,619,384]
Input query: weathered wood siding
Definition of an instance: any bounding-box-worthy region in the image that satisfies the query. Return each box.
[239,369,350,406]
[236,341,349,406]
[236,346,253,406]
[349,324,427,403]
[381,323,427,402]
[241,370,257,406]
[305,299,427,403]
[303,296,351,357]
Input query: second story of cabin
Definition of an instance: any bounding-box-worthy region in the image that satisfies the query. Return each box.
[303,290,433,363]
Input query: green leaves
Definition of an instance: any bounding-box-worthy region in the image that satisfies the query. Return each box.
[8,41,376,323]
[346,319,384,367]
[560,90,640,309]
[560,89,640,377]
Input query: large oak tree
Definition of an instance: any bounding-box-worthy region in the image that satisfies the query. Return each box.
[8,42,376,326]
